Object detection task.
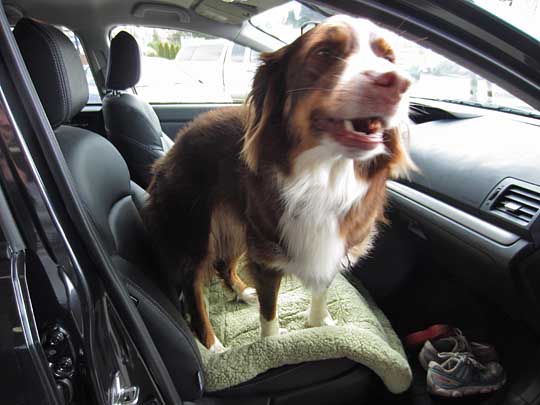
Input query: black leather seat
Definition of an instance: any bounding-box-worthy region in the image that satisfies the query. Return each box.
[14,18,374,404]
[102,31,174,189]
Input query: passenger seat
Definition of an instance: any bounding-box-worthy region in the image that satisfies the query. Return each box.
[14,18,375,404]
[102,31,173,188]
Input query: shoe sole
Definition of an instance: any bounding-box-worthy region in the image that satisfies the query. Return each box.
[427,375,506,398]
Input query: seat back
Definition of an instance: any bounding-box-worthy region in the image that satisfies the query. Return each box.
[103,31,173,189]
[14,18,203,400]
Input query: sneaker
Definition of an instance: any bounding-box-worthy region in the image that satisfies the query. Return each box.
[419,329,498,370]
[427,352,506,397]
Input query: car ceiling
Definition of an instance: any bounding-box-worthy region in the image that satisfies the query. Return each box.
[4,0,289,91]
[4,0,286,40]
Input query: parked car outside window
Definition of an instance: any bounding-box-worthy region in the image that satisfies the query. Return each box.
[111,26,259,103]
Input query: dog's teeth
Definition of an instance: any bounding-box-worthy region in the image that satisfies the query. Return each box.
[344,119,354,132]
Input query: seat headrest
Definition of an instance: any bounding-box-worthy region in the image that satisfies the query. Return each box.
[14,19,88,129]
[106,31,141,90]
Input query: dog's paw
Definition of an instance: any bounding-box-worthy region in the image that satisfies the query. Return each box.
[209,336,227,353]
[237,287,258,305]
[306,310,337,328]
[261,327,288,338]
[260,317,288,337]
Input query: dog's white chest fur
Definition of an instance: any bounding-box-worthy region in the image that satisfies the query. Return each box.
[278,146,369,292]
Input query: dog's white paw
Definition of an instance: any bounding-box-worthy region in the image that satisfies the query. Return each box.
[260,317,288,337]
[306,309,337,327]
[209,336,226,353]
[237,287,258,305]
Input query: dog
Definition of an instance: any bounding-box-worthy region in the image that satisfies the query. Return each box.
[143,15,414,352]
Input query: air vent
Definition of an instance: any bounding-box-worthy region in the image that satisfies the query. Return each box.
[492,185,540,226]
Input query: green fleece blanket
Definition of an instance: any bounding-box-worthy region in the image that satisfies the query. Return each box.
[197,271,412,394]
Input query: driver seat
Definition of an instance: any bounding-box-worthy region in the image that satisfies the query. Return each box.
[14,18,374,404]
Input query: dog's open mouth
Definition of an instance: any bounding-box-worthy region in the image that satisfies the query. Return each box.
[314,117,384,150]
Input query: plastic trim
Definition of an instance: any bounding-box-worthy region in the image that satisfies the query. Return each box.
[387,181,520,246]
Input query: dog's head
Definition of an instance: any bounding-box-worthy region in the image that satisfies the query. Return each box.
[243,15,414,178]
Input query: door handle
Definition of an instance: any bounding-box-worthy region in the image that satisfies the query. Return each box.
[110,371,140,405]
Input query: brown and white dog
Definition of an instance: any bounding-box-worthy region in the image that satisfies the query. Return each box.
[143,15,414,352]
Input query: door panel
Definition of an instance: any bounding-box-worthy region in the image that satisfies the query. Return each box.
[152,103,240,139]
[73,106,107,137]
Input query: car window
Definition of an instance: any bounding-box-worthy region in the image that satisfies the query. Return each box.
[111,26,260,104]
[176,46,196,62]
[59,27,101,105]
[191,43,224,61]
[469,0,540,41]
[250,1,325,44]
[250,50,261,63]
[389,31,538,116]
[231,44,246,63]
[250,1,539,118]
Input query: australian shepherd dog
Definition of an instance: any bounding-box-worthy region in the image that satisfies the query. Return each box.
[143,15,414,352]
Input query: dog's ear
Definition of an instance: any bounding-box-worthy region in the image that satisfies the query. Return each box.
[242,47,289,173]
[386,125,417,179]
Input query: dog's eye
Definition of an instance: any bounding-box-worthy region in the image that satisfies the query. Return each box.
[316,48,335,58]
[382,53,395,63]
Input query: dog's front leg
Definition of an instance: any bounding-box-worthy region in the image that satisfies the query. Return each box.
[251,262,284,337]
[307,287,336,327]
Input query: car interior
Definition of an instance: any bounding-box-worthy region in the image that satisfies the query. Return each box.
[103,30,174,189]
[1,0,540,404]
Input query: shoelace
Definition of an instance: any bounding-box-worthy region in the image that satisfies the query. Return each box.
[451,328,473,352]
[438,351,487,370]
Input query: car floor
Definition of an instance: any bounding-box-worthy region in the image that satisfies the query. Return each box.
[351,227,540,405]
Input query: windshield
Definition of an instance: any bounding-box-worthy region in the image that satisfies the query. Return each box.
[250,1,539,117]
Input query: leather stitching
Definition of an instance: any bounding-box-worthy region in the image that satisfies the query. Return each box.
[44,27,72,119]
[116,132,163,154]
[25,22,70,126]
[79,197,117,253]
[104,94,161,141]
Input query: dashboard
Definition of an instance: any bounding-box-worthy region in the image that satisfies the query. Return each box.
[386,104,540,331]
[405,115,540,240]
